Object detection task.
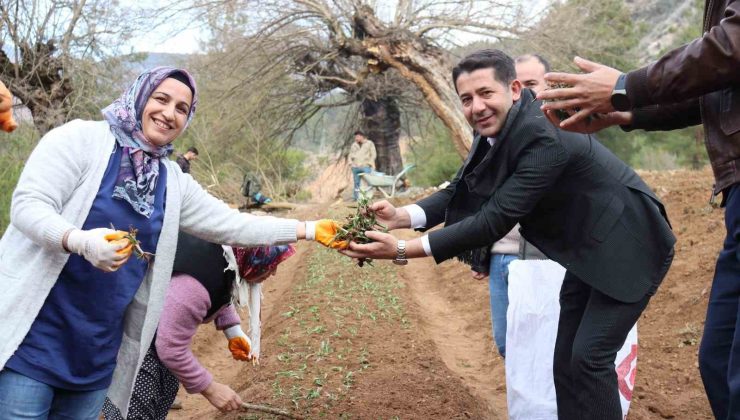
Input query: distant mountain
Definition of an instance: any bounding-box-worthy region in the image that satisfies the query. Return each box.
[626,0,702,63]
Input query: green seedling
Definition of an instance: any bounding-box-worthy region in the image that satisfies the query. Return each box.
[333,195,388,267]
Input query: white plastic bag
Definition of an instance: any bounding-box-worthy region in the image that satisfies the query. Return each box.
[505,260,637,420]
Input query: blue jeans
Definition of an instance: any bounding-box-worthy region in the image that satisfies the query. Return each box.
[351,166,372,200]
[0,369,108,420]
[699,184,740,420]
[489,254,518,357]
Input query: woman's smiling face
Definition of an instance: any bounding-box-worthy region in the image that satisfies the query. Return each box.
[141,78,193,147]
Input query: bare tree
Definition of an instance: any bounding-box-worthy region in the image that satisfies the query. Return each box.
[0,0,141,134]
[194,0,525,157]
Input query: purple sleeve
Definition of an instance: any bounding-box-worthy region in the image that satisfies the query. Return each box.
[214,304,241,330]
[155,273,214,394]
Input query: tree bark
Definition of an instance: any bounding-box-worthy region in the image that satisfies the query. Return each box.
[361,97,403,175]
[348,7,473,157]
[0,41,73,135]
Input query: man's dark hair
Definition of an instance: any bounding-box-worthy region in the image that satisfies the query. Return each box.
[515,54,551,72]
[353,130,365,137]
[452,49,516,91]
[187,146,199,155]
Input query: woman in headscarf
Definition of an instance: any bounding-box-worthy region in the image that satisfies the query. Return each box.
[0,67,344,419]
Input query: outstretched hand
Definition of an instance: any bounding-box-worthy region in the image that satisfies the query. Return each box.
[542,109,633,134]
[367,200,409,230]
[537,56,622,128]
[314,219,349,250]
[340,230,398,260]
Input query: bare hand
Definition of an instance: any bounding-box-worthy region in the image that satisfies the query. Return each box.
[542,109,633,133]
[201,381,243,412]
[368,200,409,230]
[340,231,398,260]
[538,57,622,127]
[472,270,488,280]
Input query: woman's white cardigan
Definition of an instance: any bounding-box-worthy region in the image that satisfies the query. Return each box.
[0,120,298,415]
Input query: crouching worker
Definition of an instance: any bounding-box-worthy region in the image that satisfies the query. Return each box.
[102,232,295,418]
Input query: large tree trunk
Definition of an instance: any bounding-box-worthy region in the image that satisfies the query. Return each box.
[361,97,403,175]
[348,7,473,157]
[0,41,73,135]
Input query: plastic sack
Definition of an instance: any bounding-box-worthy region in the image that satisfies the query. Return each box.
[505,260,637,420]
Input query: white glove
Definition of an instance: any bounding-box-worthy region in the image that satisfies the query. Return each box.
[224,325,248,340]
[224,325,253,362]
[65,228,129,272]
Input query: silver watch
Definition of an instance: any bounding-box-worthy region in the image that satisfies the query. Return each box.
[393,240,408,266]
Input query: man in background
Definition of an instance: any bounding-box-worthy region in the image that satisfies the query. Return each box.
[515,54,550,93]
[176,146,199,174]
[348,130,377,201]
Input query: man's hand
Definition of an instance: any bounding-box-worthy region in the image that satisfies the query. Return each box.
[201,381,243,412]
[368,200,410,230]
[472,270,488,280]
[542,109,633,134]
[537,57,622,128]
[340,231,399,260]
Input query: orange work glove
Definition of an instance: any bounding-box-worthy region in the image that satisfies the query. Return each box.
[309,219,348,250]
[228,336,252,361]
[0,81,18,133]
[104,230,134,257]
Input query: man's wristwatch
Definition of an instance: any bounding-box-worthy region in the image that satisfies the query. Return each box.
[610,73,631,112]
[392,240,408,266]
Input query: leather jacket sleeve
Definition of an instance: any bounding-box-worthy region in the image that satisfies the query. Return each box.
[626,1,740,108]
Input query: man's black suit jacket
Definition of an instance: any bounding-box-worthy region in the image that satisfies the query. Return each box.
[416,89,676,303]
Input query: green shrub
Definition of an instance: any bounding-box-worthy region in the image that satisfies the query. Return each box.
[0,125,40,235]
[407,122,462,188]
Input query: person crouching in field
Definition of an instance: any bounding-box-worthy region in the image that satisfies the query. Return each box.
[102,233,294,417]
[343,49,676,420]
[0,66,345,419]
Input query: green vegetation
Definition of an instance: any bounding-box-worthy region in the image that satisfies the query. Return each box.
[0,125,40,235]
[407,120,462,187]
[266,241,408,416]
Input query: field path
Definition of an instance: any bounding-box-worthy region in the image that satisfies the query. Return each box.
[396,230,506,417]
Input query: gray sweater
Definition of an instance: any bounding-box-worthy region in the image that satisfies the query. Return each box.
[0,120,298,415]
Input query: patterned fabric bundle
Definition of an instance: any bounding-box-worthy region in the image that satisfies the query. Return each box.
[226,245,295,362]
[233,245,296,283]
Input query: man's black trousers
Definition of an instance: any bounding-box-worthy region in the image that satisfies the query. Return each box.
[554,252,673,420]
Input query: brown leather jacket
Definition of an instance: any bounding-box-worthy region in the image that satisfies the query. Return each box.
[625,0,740,201]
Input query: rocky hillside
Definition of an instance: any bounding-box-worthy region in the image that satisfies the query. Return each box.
[626,0,703,63]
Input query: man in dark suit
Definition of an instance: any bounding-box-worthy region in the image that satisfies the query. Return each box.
[342,49,676,420]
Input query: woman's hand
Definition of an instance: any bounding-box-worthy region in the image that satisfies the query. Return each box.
[224,325,253,361]
[307,220,348,249]
[64,228,130,272]
[201,381,243,412]
[228,336,252,361]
